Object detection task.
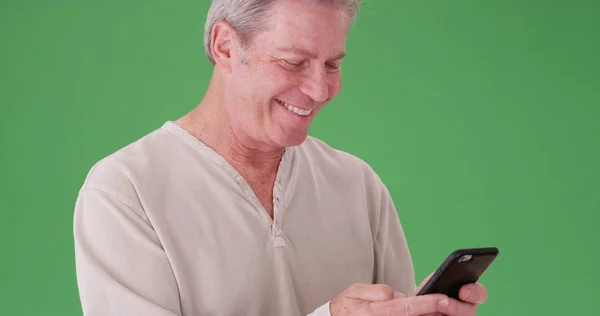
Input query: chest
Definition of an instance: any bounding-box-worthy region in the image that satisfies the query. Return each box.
[152,168,379,316]
[165,195,375,316]
[232,161,278,217]
[245,178,274,216]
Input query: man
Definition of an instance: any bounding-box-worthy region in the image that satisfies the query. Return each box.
[73,0,489,315]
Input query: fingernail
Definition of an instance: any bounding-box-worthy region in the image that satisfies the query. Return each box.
[465,288,472,299]
[439,298,449,310]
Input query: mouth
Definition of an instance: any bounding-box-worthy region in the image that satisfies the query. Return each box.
[275,99,313,117]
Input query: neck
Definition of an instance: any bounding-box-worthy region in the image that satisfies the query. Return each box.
[175,73,285,173]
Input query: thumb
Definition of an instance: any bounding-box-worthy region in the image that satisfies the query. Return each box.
[416,272,435,293]
[344,283,397,302]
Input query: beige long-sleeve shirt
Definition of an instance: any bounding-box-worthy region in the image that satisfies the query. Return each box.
[73,121,417,316]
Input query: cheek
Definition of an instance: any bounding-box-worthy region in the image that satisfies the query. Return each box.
[236,67,280,105]
[267,68,302,95]
[327,73,342,98]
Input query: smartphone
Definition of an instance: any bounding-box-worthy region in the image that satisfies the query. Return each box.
[415,247,499,301]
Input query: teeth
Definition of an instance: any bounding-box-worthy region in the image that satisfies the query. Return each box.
[277,99,312,116]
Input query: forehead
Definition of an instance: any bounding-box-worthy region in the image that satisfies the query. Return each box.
[254,0,351,56]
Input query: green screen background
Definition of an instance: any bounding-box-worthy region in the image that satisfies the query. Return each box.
[1,1,598,315]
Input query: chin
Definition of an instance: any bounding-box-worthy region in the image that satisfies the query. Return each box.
[275,131,310,148]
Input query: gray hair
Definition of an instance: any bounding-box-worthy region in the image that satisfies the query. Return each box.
[203,0,361,65]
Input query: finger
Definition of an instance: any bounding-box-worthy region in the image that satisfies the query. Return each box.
[344,283,396,302]
[458,282,488,304]
[437,296,477,316]
[384,294,450,316]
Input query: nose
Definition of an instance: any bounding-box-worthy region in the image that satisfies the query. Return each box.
[299,66,329,103]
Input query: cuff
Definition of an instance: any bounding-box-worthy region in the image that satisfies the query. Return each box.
[307,301,331,316]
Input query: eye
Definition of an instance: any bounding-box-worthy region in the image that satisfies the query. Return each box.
[282,59,305,68]
[326,62,341,71]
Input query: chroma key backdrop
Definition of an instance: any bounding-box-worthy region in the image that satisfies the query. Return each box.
[1,1,598,315]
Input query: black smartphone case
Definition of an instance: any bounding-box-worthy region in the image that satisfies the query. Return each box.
[415,247,499,300]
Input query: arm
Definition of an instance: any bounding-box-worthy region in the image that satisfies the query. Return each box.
[372,178,418,296]
[73,186,181,316]
[324,170,485,316]
[306,177,416,316]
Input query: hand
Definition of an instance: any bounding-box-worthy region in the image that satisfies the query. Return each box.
[414,273,489,316]
[329,277,488,316]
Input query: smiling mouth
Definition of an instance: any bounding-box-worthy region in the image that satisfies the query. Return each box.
[275,99,313,116]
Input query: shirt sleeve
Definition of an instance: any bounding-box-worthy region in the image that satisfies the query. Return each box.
[372,178,418,296]
[306,301,332,316]
[73,186,182,316]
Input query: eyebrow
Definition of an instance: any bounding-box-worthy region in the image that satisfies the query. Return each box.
[276,47,346,61]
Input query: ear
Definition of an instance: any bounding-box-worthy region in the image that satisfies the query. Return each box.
[210,20,238,72]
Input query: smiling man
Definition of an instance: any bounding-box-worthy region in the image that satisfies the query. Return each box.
[73,1,488,315]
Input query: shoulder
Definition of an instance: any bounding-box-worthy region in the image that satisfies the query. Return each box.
[298,135,371,168]
[297,135,386,192]
[77,123,179,209]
